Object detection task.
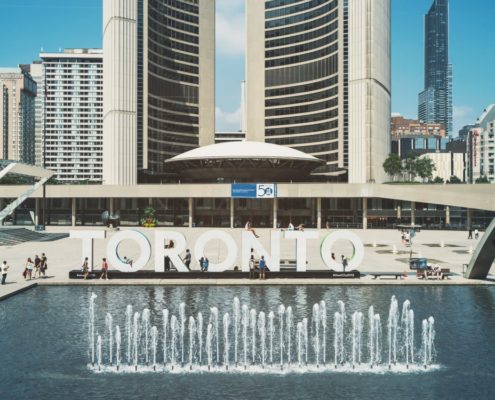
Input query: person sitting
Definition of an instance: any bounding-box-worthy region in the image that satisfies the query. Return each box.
[245,220,260,238]
[82,257,89,280]
[288,222,294,231]
[423,265,433,280]
[203,257,209,272]
[432,264,443,280]
[297,224,305,231]
[123,256,133,268]
[199,257,205,272]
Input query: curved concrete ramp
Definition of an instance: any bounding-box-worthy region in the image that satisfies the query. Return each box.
[466,218,495,279]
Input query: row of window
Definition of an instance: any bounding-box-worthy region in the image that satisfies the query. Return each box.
[148,18,199,46]
[266,41,338,68]
[148,118,198,135]
[265,109,338,127]
[266,130,338,145]
[266,55,338,87]
[266,18,337,48]
[148,47,199,75]
[266,0,329,19]
[266,31,338,59]
[149,95,199,115]
[266,75,338,97]
[148,59,199,85]
[266,118,338,136]
[266,86,338,107]
[266,97,338,117]
[149,107,198,125]
[152,0,199,14]
[148,74,198,104]
[148,4,199,35]
[266,1,337,29]
[149,30,199,54]
[265,0,305,10]
[149,0,199,25]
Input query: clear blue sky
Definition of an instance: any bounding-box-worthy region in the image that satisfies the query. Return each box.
[0,0,493,134]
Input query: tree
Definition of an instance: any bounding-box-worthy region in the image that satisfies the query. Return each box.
[447,175,462,184]
[432,176,444,184]
[415,157,436,181]
[475,175,491,184]
[403,152,419,181]
[382,153,402,181]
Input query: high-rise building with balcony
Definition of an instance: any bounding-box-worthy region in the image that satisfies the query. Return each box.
[0,67,36,164]
[418,0,452,136]
[39,49,103,182]
[103,0,215,184]
[245,0,391,183]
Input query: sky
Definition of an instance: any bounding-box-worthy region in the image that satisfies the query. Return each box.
[0,0,494,134]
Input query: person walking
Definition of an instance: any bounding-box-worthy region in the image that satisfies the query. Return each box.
[40,253,48,278]
[341,255,348,272]
[1,261,9,285]
[34,254,41,279]
[100,258,109,280]
[184,249,191,271]
[82,257,89,280]
[474,229,479,239]
[467,228,473,239]
[25,257,34,280]
[259,256,267,280]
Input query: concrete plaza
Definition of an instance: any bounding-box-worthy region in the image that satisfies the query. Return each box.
[1,227,494,300]
[0,227,495,298]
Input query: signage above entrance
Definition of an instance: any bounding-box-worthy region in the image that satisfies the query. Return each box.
[231,183,277,199]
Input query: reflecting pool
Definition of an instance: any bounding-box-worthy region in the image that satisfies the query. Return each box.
[1,285,495,399]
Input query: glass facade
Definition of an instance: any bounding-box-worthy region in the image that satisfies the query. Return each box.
[263,0,343,175]
[418,0,452,135]
[144,0,201,180]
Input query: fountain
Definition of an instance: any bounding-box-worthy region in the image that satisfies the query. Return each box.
[105,313,113,366]
[189,316,196,370]
[233,298,240,366]
[115,326,121,370]
[142,309,150,365]
[87,293,437,374]
[223,313,230,370]
[125,305,133,365]
[88,293,97,366]
[162,309,169,366]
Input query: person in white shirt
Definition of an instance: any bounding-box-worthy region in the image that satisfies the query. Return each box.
[288,222,294,231]
[1,261,9,285]
[245,220,259,238]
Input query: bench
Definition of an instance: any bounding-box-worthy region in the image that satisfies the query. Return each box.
[369,272,405,280]
[416,268,452,280]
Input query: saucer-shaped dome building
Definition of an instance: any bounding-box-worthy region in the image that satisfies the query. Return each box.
[165,141,324,182]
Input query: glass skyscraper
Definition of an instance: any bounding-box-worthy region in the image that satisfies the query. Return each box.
[418,0,453,136]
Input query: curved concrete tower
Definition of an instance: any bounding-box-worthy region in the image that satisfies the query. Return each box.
[103,0,137,185]
[246,0,391,183]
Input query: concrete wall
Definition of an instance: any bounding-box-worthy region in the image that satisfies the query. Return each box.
[103,0,138,185]
[348,0,391,183]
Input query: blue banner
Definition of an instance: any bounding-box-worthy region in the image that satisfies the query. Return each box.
[231,183,277,198]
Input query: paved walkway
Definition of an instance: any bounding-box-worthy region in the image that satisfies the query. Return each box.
[0,227,493,301]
